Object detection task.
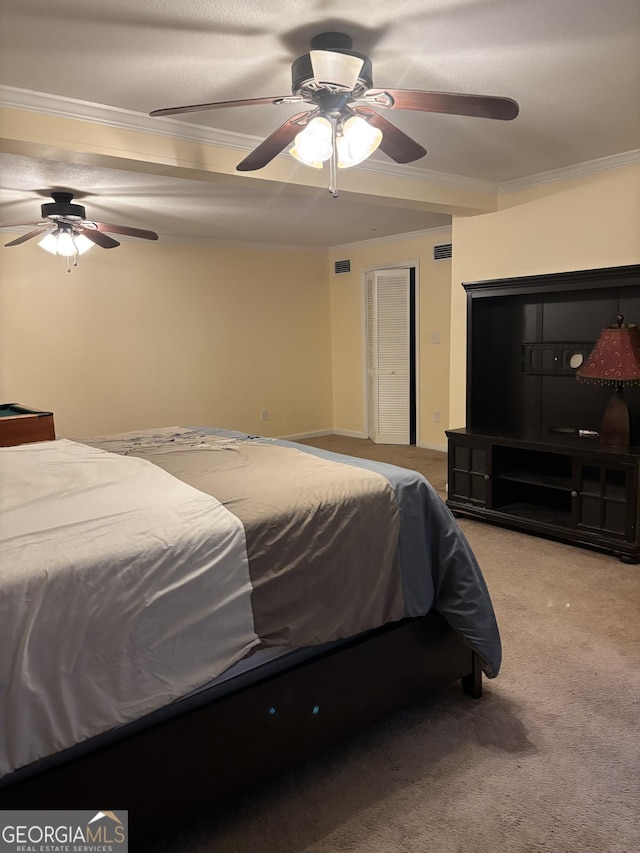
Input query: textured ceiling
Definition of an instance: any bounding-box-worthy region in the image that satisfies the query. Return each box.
[0,0,639,247]
[0,153,452,247]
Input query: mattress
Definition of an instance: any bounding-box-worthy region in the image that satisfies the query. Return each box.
[0,427,500,781]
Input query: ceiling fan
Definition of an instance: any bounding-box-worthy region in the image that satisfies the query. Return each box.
[2,192,159,271]
[150,31,519,195]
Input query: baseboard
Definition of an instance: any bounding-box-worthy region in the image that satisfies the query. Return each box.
[417,441,448,453]
[289,429,367,440]
[279,429,335,441]
[334,429,368,439]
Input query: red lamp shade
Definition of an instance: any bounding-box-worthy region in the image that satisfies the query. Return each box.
[577,316,640,446]
[577,319,640,385]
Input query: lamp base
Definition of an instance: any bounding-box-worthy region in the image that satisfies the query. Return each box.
[599,385,630,446]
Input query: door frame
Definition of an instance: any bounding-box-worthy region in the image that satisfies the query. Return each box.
[362,259,421,444]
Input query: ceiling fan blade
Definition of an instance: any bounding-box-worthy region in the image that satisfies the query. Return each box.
[365,89,519,120]
[309,50,364,90]
[150,96,301,118]
[355,108,427,164]
[91,222,159,241]
[4,224,53,247]
[78,228,120,249]
[236,110,316,172]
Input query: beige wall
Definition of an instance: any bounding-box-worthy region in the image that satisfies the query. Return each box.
[328,229,453,449]
[0,238,333,438]
[449,164,640,428]
[3,162,638,446]
[0,105,495,449]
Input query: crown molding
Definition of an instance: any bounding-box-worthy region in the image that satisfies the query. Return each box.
[2,86,636,198]
[498,149,640,194]
[349,156,496,193]
[330,224,452,252]
[0,85,495,194]
[156,233,325,253]
[0,84,255,151]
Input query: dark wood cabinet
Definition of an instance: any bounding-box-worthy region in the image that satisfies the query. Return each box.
[447,428,640,561]
[446,264,640,562]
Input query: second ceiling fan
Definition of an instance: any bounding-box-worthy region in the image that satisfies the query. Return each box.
[150,32,519,195]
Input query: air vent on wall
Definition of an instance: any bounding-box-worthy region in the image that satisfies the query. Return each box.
[433,242,452,261]
[334,258,352,275]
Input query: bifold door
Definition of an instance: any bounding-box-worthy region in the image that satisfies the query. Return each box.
[367,268,411,445]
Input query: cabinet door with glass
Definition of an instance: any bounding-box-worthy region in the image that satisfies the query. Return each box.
[574,460,638,541]
[448,438,492,508]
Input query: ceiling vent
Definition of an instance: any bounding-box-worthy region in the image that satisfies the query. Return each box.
[433,242,452,261]
[334,258,352,275]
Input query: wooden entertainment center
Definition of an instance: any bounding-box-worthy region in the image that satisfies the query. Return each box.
[446,263,640,562]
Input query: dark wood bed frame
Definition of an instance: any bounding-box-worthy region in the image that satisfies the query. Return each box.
[0,610,481,843]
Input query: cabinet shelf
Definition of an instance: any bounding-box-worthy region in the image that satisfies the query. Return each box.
[581,490,625,502]
[497,470,573,491]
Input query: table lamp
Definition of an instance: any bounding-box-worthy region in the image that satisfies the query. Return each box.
[576,315,640,446]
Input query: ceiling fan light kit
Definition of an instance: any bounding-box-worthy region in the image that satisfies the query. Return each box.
[1,192,159,272]
[150,31,519,197]
[289,114,382,168]
[39,226,95,258]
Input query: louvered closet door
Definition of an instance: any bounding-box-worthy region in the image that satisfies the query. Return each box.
[367,268,411,445]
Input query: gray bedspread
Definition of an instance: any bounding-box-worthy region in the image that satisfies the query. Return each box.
[91,427,501,678]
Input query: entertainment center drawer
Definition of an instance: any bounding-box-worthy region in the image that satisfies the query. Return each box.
[0,403,55,447]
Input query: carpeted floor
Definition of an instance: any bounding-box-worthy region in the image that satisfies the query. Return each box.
[144,436,640,853]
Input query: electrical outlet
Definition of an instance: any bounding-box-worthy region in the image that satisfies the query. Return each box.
[431,331,441,344]
[260,409,269,421]
[433,411,440,423]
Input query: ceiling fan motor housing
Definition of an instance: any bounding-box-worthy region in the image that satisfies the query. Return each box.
[292,32,373,93]
[41,192,86,221]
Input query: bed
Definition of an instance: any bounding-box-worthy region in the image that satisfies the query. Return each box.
[0,426,500,841]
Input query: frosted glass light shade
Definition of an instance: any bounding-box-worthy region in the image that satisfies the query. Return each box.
[39,232,67,254]
[289,116,333,168]
[337,115,382,168]
[309,50,364,90]
[73,234,95,255]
